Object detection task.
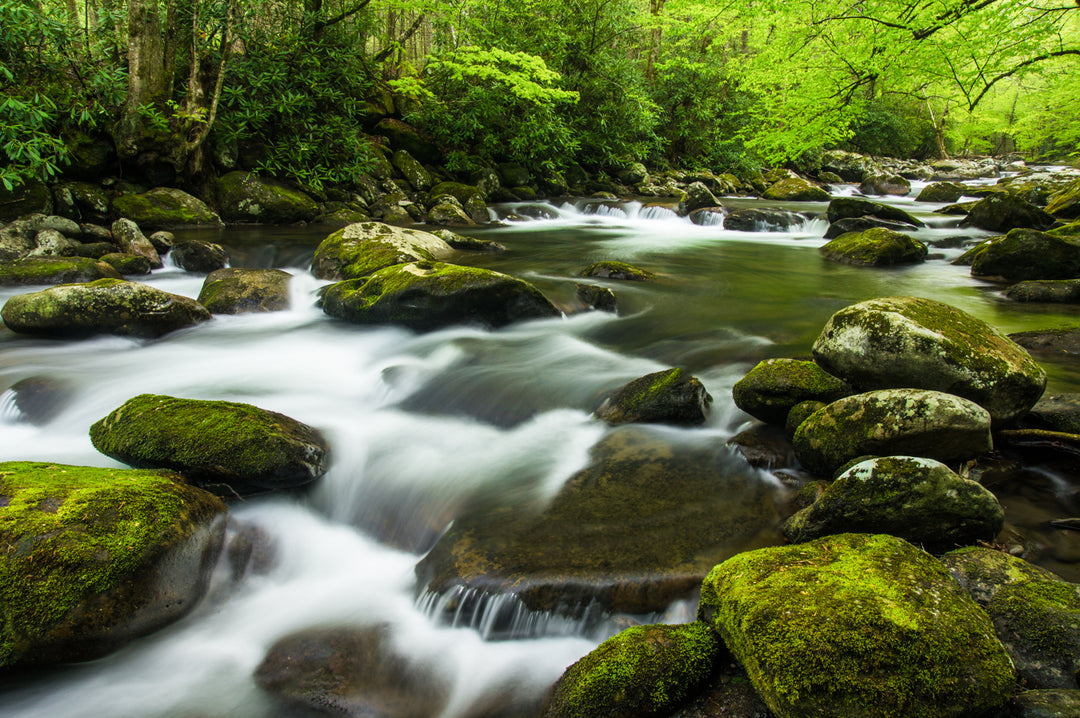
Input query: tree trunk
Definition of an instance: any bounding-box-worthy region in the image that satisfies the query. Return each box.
[117,0,170,158]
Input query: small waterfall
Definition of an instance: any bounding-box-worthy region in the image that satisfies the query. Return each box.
[416,587,607,641]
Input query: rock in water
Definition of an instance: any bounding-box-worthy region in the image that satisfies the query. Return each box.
[311,221,454,280]
[697,533,1015,718]
[89,394,330,496]
[732,358,851,425]
[169,239,229,274]
[820,227,928,266]
[197,268,292,314]
[594,368,712,425]
[964,193,1055,233]
[811,296,1046,423]
[987,578,1080,689]
[783,456,1004,551]
[1,279,211,339]
[792,389,992,477]
[0,256,121,286]
[762,177,830,202]
[971,229,1080,282]
[321,261,559,332]
[0,461,226,669]
[110,218,162,268]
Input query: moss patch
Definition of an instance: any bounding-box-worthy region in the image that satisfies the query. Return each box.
[0,257,122,287]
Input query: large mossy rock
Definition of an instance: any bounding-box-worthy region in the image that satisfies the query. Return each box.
[215,171,319,224]
[732,358,852,425]
[812,296,1047,423]
[859,173,911,196]
[1046,178,1080,220]
[0,256,121,286]
[594,368,712,426]
[310,221,454,280]
[826,197,925,227]
[917,182,968,204]
[792,389,992,477]
[971,229,1080,282]
[197,268,292,314]
[322,261,560,332]
[391,149,432,192]
[819,150,879,182]
[0,461,226,669]
[783,456,1004,551]
[964,193,1055,233]
[416,425,783,617]
[89,394,330,496]
[579,261,655,281]
[541,623,721,718]
[987,578,1080,689]
[939,546,1065,607]
[697,533,1015,718]
[111,187,223,230]
[762,177,830,202]
[1,279,211,339]
[820,227,928,267]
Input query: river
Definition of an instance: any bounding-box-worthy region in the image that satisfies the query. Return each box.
[0,183,1078,716]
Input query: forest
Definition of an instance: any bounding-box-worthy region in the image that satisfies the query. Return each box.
[2,0,1079,194]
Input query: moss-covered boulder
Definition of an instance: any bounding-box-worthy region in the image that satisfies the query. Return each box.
[1046,178,1080,220]
[762,177,830,202]
[859,173,911,196]
[111,187,223,230]
[0,256,121,286]
[820,227,928,267]
[916,182,968,204]
[197,268,291,314]
[169,239,229,274]
[0,461,226,669]
[1006,280,1080,304]
[732,358,852,425]
[822,216,919,239]
[819,150,879,182]
[255,625,450,718]
[783,456,1004,551]
[579,261,655,281]
[971,229,1080,282]
[90,394,329,496]
[541,623,721,718]
[416,425,783,617]
[215,171,319,224]
[310,221,454,280]
[2,279,210,339]
[111,218,163,268]
[826,197,925,227]
[811,296,1047,422]
[391,149,432,192]
[987,578,1080,689]
[792,389,992,477]
[939,546,1065,606]
[594,368,712,426]
[322,261,559,332]
[697,533,1015,718]
[576,283,618,313]
[99,252,152,276]
[964,193,1056,233]
[427,197,475,226]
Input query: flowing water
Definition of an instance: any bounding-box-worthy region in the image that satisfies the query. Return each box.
[1,183,1079,716]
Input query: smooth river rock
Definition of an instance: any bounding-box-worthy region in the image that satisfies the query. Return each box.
[311,221,454,280]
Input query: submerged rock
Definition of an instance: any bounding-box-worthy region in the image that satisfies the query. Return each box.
[697,533,1015,718]
[722,208,803,232]
[783,456,1004,551]
[812,296,1047,423]
[310,221,454,280]
[594,368,712,426]
[732,358,851,425]
[111,187,223,230]
[1,279,210,339]
[322,261,559,332]
[0,376,73,425]
[89,393,330,496]
[0,461,225,669]
[197,268,292,314]
[575,283,617,313]
[971,229,1080,282]
[792,389,992,477]
[820,227,928,267]
[541,623,720,718]
[1009,327,1080,358]
[1007,280,1080,304]
[0,256,121,286]
[1026,394,1080,435]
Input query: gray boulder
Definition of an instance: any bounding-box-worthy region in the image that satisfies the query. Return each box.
[859,173,910,196]
[971,229,1080,282]
[169,239,229,274]
[29,229,79,257]
[198,268,292,314]
[723,208,804,232]
[111,218,163,268]
[1006,280,1080,303]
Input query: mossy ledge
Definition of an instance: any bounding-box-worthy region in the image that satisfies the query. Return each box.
[0,461,226,669]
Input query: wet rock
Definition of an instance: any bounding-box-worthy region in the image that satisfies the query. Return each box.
[322,261,559,332]
[988,577,1080,688]
[783,456,1004,551]
[722,208,804,232]
[812,296,1047,423]
[733,358,852,425]
[111,187,223,230]
[972,229,1080,282]
[1,279,210,339]
[965,193,1056,233]
[823,216,919,239]
[417,425,783,617]
[1007,280,1080,304]
[826,197,925,227]
[391,149,432,192]
[225,521,278,582]
[0,376,73,425]
[147,230,175,254]
[688,207,726,226]
[579,261,654,281]
[0,461,225,669]
[820,227,928,267]
[917,181,968,203]
[110,218,163,268]
[859,172,910,196]
[541,622,720,718]
[0,256,122,287]
[762,177,830,202]
[311,221,454,280]
[1026,394,1080,435]
[90,393,330,497]
[1010,689,1080,717]
[684,181,720,212]
[215,171,320,224]
[255,625,448,718]
[99,252,152,276]
[697,533,1015,718]
[1009,327,1080,358]
[169,239,229,274]
[594,368,712,426]
[427,196,476,226]
[575,283,617,313]
[198,268,292,314]
[727,424,796,470]
[785,400,825,438]
[1046,179,1080,220]
[792,389,992,477]
[940,546,1065,606]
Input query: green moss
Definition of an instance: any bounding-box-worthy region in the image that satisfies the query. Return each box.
[0,257,121,286]
[991,579,1080,658]
[0,461,221,666]
[544,622,721,717]
[579,261,655,281]
[820,228,928,266]
[733,358,851,425]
